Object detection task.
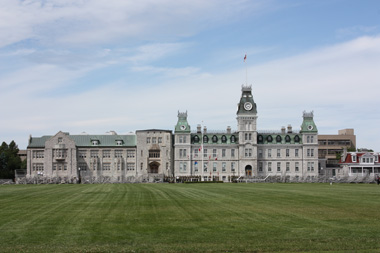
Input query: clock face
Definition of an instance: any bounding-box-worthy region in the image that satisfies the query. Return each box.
[180,125,187,130]
[308,125,314,130]
[244,102,253,111]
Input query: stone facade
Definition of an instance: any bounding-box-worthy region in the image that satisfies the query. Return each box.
[27,85,319,183]
[173,85,319,182]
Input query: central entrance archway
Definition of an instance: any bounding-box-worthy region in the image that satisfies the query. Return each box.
[148,162,160,174]
[245,165,252,176]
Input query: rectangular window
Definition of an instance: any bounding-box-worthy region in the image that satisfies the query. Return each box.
[311,149,314,157]
[103,150,111,158]
[286,162,290,171]
[311,136,314,143]
[307,162,311,171]
[103,163,111,170]
[311,162,314,171]
[204,162,208,172]
[258,149,263,158]
[268,162,272,172]
[295,149,299,157]
[33,150,45,159]
[179,149,187,158]
[146,137,151,143]
[231,162,235,172]
[259,162,263,172]
[115,150,123,158]
[277,149,281,158]
[213,162,217,172]
[307,149,310,157]
[194,162,198,172]
[222,162,226,172]
[127,163,135,170]
[53,149,67,158]
[231,149,235,157]
[268,149,272,158]
[286,149,289,157]
[222,149,226,158]
[204,149,208,158]
[152,137,157,144]
[158,137,162,143]
[127,150,135,158]
[352,155,357,162]
[213,149,217,158]
[90,150,99,158]
[277,162,281,172]
[78,162,87,171]
[295,162,299,172]
[194,148,198,158]
[140,163,143,170]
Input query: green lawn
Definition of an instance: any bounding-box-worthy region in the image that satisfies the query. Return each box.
[1,183,380,252]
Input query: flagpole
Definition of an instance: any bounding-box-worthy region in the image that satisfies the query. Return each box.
[201,121,204,182]
[244,53,247,85]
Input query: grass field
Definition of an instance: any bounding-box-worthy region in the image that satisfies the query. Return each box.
[1,183,380,252]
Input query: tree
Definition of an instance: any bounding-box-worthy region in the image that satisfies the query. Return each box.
[0,141,23,179]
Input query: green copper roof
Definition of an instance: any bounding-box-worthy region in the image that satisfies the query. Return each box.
[28,134,136,148]
[237,85,257,115]
[175,111,191,133]
[300,111,318,133]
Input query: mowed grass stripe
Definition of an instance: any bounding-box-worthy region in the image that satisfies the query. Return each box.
[1,183,380,252]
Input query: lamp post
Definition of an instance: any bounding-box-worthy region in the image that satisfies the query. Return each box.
[78,167,81,184]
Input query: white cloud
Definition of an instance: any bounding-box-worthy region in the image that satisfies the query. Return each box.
[0,0,267,48]
[2,33,380,151]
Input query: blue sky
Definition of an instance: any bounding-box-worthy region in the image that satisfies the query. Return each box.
[1,0,380,151]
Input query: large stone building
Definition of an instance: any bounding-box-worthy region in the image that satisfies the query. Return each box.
[26,85,319,183]
[174,85,319,182]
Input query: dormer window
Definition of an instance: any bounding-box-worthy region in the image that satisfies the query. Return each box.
[376,156,379,163]
[116,140,123,146]
[352,155,356,162]
[92,140,99,146]
[58,137,63,143]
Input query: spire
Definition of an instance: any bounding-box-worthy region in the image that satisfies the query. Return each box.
[300,111,318,133]
[175,111,191,133]
[237,85,257,115]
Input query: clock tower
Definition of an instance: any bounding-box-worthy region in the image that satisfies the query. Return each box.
[174,111,191,177]
[237,85,258,177]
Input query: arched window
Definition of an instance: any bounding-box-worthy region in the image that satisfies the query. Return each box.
[203,135,209,143]
[285,135,291,143]
[258,135,264,143]
[221,135,227,143]
[267,135,273,143]
[276,135,282,143]
[212,135,218,143]
[193,135,200,143]
[230,135,236,143]
[294,135,300,143]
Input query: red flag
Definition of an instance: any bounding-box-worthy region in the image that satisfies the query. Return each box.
[244,54,247,62]
[215,157,218,161]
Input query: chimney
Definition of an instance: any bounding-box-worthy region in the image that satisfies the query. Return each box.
[197,124,201,133]
[203,126,207,134]
[287,125,292,133]
[281,126,286,134]
[227,126,231,134]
